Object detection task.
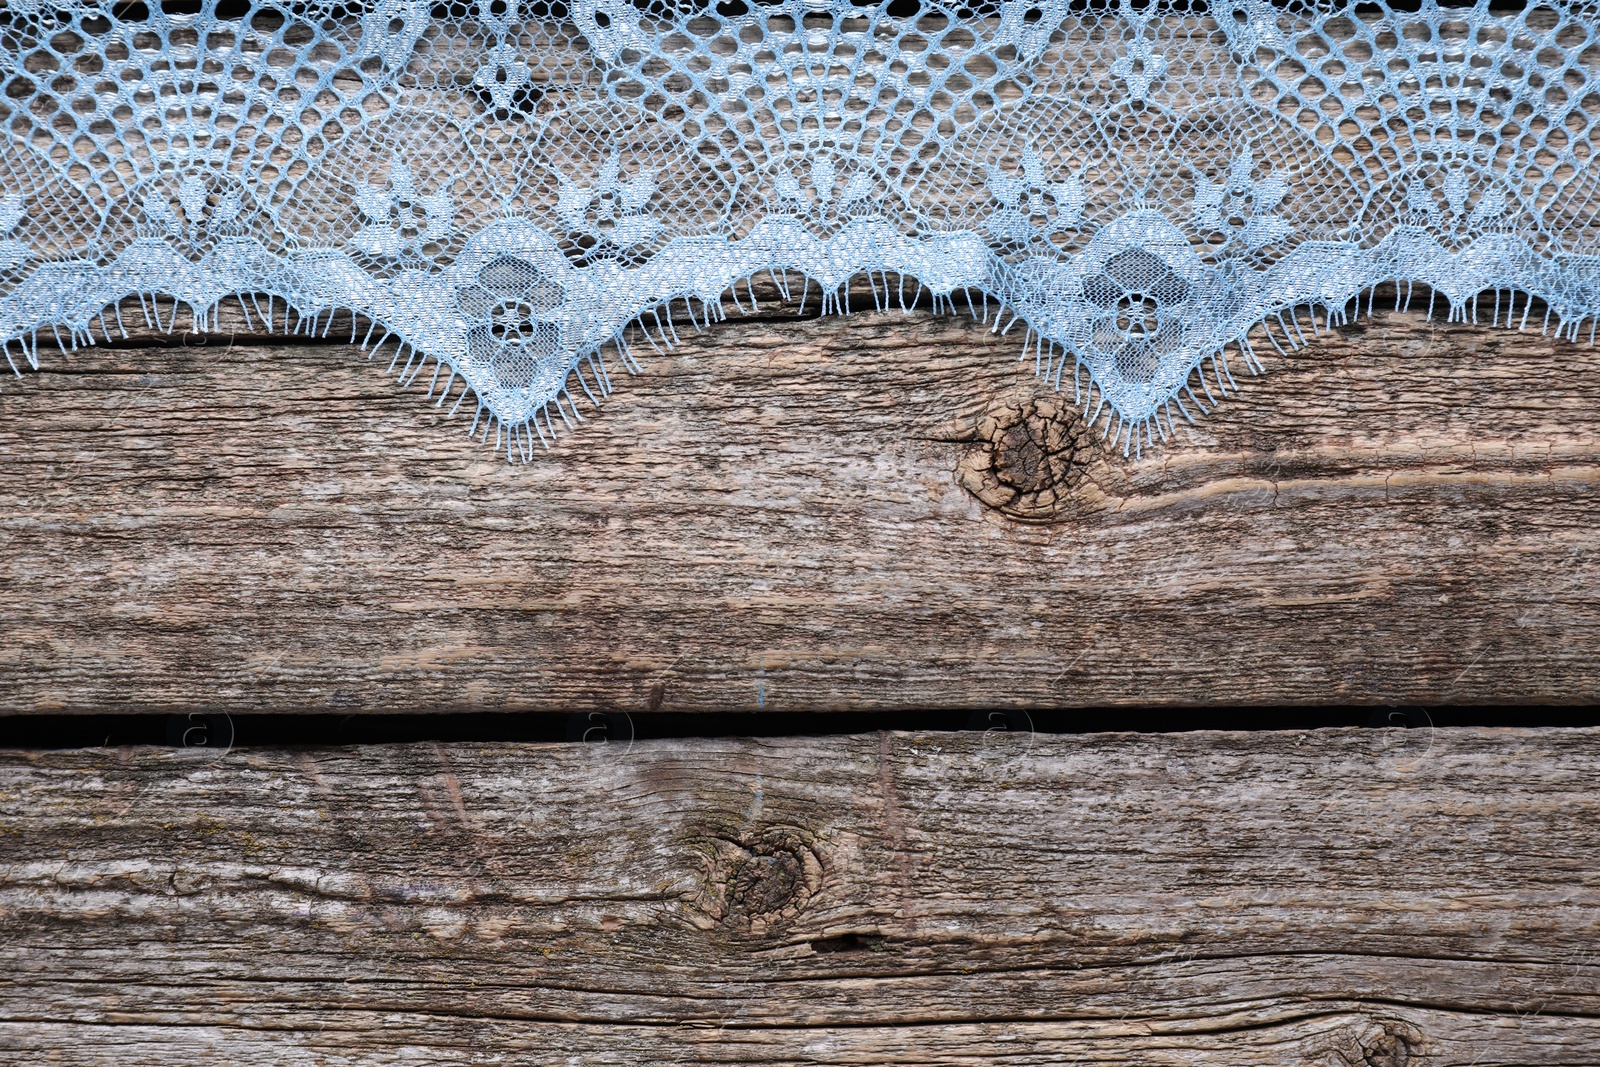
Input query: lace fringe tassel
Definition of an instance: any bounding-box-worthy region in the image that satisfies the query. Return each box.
[3,280,1596,461]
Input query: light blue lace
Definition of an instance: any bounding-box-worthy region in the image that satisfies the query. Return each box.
[2,0,1597,459]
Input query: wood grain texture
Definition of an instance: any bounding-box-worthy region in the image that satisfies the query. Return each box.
[1,728,1598,1064]
[2,295,1599,709]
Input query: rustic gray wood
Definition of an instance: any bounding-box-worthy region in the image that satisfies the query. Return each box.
[1,728,1598,1064]
[2,294,1599,709]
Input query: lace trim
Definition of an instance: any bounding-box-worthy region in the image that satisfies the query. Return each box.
[2,0,1597,458]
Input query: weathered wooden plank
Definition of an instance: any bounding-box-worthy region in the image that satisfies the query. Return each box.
[1,298,1599,709]
[1,729,1598,1063]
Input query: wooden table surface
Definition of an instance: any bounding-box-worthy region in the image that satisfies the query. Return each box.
[3,14,1597,1067]
[2,728,1597,1065]
[2,290,1597,709]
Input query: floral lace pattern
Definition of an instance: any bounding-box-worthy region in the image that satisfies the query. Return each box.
[2,0,1598,458]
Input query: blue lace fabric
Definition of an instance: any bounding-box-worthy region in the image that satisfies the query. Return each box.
[2,0,1597,458]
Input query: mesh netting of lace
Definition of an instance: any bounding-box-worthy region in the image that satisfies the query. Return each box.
[1,0,1597,459]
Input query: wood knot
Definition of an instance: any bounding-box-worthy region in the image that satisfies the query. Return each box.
[957,396,1091,520]
[693,826,823,936]
[1361,1025,1416,1067]
[1340,1021,1423,1067]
